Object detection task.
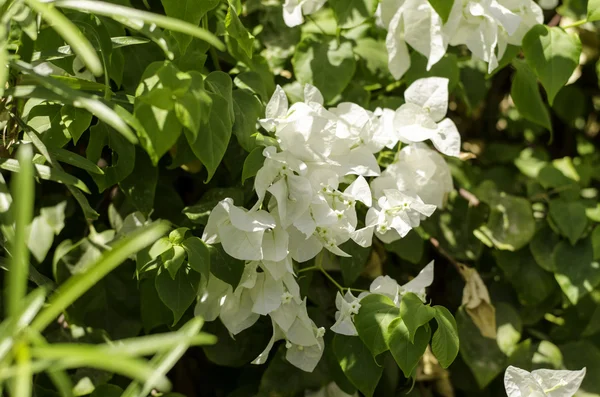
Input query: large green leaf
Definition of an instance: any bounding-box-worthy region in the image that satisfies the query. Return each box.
[293,36,356,102]
[495,249,557,306]
[511,59,552,132]
[160,0,219,53]
[225,3,254,59]
[431,306,459,369]
[553,237,600,305]
[208,244,244,289]
[549,199,588,245]
[332,335,382,397]
[456,307,506,388]
[155,267,200,325]
[522,25,582,105]
[354,294,400,356]
[185,72,234,182]
[387,319,431,378]
[181,237,210,284]
[399,292,435,343]
[588,0,600,21]
[232,89,262,152]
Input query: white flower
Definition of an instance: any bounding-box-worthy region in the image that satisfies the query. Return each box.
[254,147,314,228]
[194,275,231,322]
[498,0,543,45]
[380,0,449,80]
[282,0,327,28]
[446,0,522,73]
[368,260,435,305]
[253,300,324,372]
[394,77,461,157]
[354,189,436,246]
[331,291,361,336]
[203,198,288,262]
[371,143,454,208]
[504,365,586,397]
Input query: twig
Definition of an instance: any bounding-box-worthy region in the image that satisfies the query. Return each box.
[429,237,468,281]
[459,188,480,207]
[547,13,562,27]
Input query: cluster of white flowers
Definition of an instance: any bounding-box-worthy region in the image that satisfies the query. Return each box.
[199,77,459,372]
[380,0,544,78]
[504,366,586,397]
[282,0,543,79]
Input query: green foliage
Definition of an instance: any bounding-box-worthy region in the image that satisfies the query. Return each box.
[0,0,598,395]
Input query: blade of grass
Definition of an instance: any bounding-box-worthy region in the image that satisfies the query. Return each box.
[14,342,32,397]
[54,0,225,50]
[121,317,206,397]
[11,60,138,144]
[0,158,91,193]
[5,143,34,318]
[31,220,170,332]
[23,0,103,76]
[30,345,171,391]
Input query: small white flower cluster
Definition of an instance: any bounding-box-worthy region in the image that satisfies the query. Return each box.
[504,366,586,397]
[199,77,459,372]
[380,0,544,78]
[332,260,434,336]
[281,0,543,79]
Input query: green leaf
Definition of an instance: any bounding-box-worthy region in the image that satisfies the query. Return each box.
[32,221,170,332]
[163,245,186,278]
[156,267,200,325]
[496,303,522,356]
[385,230,424,264]
[181,237,210,284]
[293,36,357,102]
[522,25,582,105]
[119,148,158,215]
[592,226,600,260]
[428,0,454,23]
[476,184,535,251]
[328,0,379,29]
[399,293,435,343]
[208,244,245,289]
[456,307,506,388]
[52,148,103,175]
[549,199,588,245]
[387,319,431,378]
[186,72,234,182]
[0,46,8,97]
[511,59,552,132]
[431,306,459,368]
[530,224,560,272]
[495,249,557,306]
[553,237,600,305]
[25,0,102,75]
[332,335,382,397]
[174,72,212,141]
[588,0,600,21]
[241,147,264,184]
[232,89,262,152]
[91,384,123,397]
[354,294,400,356]
[560,341,600,395]
[225,3,255,59]
[87,122,136,192]
[140,279,172,332]
[160,0,219,53]
[338,241,370,286]
[27,201,67,263]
